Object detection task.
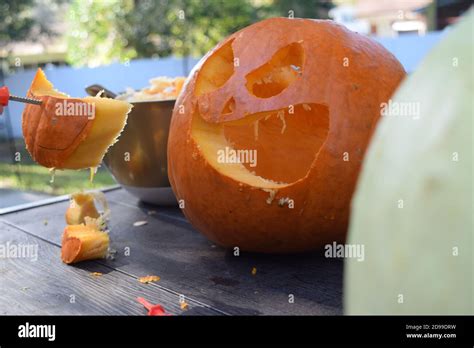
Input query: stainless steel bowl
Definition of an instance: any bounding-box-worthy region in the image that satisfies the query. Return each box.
[86,85,177,205]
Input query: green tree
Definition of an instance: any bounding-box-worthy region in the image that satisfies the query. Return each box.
[66,0,333,67]
[0,0,64,48]
[117,0,261,72]
[67,0,259,67]
[66,0,136,67]
[123,0,259,55]
[0,0,36,44]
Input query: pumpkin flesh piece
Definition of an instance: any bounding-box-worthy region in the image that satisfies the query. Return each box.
[63,97,131,169]
[65,192,100,225]
[27,69,132,170]
[61,224,109,264]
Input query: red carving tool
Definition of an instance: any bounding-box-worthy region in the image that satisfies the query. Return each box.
[0,86,42,114]
[136,297,171,316]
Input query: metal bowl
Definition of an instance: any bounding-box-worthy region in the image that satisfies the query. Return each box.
[86,84,177,205]
[105,100,176,205]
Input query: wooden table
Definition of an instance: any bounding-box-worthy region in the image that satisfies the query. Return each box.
[0,187,343,315]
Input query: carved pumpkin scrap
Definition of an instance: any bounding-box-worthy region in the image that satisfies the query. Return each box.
[62,191,111,264]
[168,18,406,253]
[65,191,109,225]
[61,223,110,264]
[22,69,132,169]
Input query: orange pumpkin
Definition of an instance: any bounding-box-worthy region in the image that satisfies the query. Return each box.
[168,18,405,253]
[22,69,132,169]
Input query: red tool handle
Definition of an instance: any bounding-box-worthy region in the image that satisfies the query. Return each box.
[0,86,41,115]
[0,86,9,107]
[136,297,170,316]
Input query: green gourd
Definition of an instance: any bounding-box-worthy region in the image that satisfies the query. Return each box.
[345,10,473,314]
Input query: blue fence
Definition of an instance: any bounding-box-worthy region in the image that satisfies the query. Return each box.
[2,31,444,138]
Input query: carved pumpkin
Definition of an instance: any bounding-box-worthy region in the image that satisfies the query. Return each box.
[168,18,406,253]
[22,69,132,169]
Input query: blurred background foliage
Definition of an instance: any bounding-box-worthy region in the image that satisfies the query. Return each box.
[0,0,69,47]
[0,0,36,43]
[68,0,331,65]
[65,0,332,67]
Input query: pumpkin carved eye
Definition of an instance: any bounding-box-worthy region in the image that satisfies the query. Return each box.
[195,39,235,96]
[245,41,304,98]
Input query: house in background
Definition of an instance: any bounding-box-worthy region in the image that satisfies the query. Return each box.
[330,0,471,37]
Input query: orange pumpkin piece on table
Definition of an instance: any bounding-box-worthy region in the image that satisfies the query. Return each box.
[167,18,406,253]
[61,223,110,264]
[22,69,132,169]
[62,191,111,264]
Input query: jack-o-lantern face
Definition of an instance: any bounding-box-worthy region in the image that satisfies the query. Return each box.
[168,18,405,253]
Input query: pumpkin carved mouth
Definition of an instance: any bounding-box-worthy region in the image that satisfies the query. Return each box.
[192,102,329,188]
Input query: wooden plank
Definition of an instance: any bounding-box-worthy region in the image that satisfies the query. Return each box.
[0,221,220,315]
[1,189,343,315]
